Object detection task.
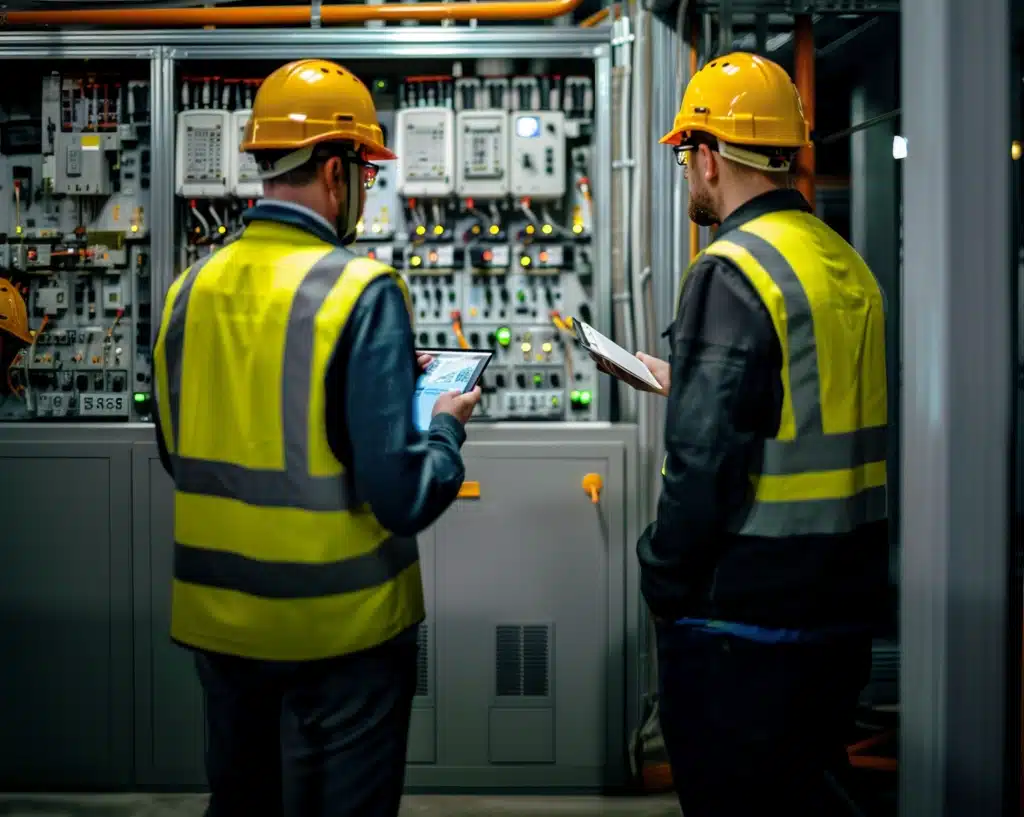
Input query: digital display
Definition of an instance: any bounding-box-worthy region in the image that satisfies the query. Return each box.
[515,116,541,139]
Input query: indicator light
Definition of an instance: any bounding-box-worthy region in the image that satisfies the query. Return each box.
[521,342,532,353]
[572,224,584,234]
[533,373,543,385]
[428,251,439,263]
[133,392,148,403]
[541,342,553,353]
[367,251,376,260]
[415,225,426,236]
[218,225,226,234]
[489,224,500,235]
[433,225,444,236]
[372,224,382,234]
[541,224,553,235]
[570,389,581,403]
[551,396,560,407]
[496,326,512,346]
[483,249,493,262]
[131,224,140,233]
[472,224,481,234]
[410,255,423,267]
[525,224,536,235]
[539,251,549,263]
[579,390,592,405]
[520,256,531,267]
[516,290,526,302]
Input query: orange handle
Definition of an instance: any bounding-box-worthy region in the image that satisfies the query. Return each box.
[457,480,481,499]
[581,473,603,504]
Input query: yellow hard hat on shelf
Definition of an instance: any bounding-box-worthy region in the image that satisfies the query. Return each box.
[660,52,810,149]
[241,58,395,162]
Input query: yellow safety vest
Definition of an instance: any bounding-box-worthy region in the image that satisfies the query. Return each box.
[153,220,425,661]
[663,209,888,537]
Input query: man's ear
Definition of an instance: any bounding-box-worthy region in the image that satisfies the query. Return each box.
[700,144,718,182]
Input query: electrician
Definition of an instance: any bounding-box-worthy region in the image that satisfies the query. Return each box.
[634,52,889,817]
[151,59,481,817]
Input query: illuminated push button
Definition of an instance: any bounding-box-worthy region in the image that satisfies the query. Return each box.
[579,390,592,406]
[570,389,581,403]
[496,326,512,347]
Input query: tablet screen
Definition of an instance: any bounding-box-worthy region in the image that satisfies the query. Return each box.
[413,349,493,431]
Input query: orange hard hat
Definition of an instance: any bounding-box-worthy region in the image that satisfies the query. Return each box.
[241,59,395,162]
[0,278,32,344]
[660,52,810,150]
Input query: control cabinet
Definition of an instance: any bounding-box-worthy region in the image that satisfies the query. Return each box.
[0,62,154,422]
[171,60,599,423]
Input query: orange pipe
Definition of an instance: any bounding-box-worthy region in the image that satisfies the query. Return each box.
[793,14,816,210]
[579,6,618,27]
[688,26,700,263]
[2,0,584,27]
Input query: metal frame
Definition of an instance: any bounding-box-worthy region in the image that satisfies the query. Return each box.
[900,0,1013,814]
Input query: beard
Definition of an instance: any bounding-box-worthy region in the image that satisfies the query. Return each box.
[688,187,719,227]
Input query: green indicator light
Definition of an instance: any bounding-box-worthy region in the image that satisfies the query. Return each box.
[133,392,149,403]
[579,390,592,405]
[376,80,386,89]
[533,373,543,385]
[516,290,527,303]
[496,326,512,347]
[570,389,581,402]
[551,396,560,407]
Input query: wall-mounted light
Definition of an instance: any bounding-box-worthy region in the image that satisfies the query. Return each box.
[892,136,908,160]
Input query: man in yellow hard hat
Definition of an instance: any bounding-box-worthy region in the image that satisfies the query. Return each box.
[151,59,481,817]
[633,53,889,816]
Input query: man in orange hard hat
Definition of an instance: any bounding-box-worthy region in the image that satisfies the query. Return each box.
[631,53,889,816]
[151,59,480,817]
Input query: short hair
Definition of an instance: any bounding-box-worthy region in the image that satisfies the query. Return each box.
[255,142,354,187]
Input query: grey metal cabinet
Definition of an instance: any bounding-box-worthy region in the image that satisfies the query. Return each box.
[0,440,134,789]
[407,438,629,790]
[131,442,206,787]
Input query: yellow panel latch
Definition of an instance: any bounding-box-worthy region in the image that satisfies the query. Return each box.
[457,480,481,499]
[581,473,603,504]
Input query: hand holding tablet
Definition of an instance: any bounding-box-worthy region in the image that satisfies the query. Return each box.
[413,349,492,430]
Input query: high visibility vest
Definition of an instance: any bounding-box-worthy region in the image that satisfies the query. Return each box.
[153,220,425,661]
[663,210,888,537]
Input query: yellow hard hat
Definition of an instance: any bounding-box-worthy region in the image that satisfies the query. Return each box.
[660,52,810,150]
[242,59,395,162]
[0,278,32,345]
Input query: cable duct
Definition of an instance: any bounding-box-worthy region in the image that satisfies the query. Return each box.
[0,0,585,26]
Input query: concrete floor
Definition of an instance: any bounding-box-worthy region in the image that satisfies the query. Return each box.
[0,794,681,816]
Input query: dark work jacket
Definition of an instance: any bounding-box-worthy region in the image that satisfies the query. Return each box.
[637,189,892,635]
[154,201,466,538]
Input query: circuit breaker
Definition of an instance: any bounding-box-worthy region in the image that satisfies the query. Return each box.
[229,110,263,199]
[358,112,398,240]
[53,132,116,195]
[175,109,231,198]
[456,110,509,198]
[509,111,567,200]
[395,107,456,197]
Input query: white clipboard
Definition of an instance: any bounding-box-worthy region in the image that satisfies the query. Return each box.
[571,318,664,393]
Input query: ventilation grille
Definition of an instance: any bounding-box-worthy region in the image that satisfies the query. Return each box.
[495,624,551,698]
[416,624,430,697]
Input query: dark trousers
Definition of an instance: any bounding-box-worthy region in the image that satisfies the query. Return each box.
[656,624,872,817]
[195,626,419,817]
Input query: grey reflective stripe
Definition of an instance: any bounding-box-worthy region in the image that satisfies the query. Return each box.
[724,228,822,436]
[174,535,419,599]
[163,246,360,512]
[759,425,887,476]
[733,484,887,538]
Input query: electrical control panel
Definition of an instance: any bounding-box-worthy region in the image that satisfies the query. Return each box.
[510,111,567,200]
[171,63,599,423]
[395,107,456,198]
[176,109,231,198]
[229,109,263,199]
[0,64,154,422]
[456,110,509,198]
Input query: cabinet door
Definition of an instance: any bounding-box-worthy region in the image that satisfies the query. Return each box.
[0,441,134,789]
[132,442,206,787]
[432,440,627,789]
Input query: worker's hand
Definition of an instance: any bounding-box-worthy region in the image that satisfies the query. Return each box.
[417,352,434,372]
[636,352,670,397]
[433,386,483,425]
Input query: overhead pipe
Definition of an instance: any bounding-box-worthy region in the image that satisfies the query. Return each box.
[1,0,585,27]
[793,14,816,211]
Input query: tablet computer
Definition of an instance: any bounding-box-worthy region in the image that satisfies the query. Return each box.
[413,348,493,431]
